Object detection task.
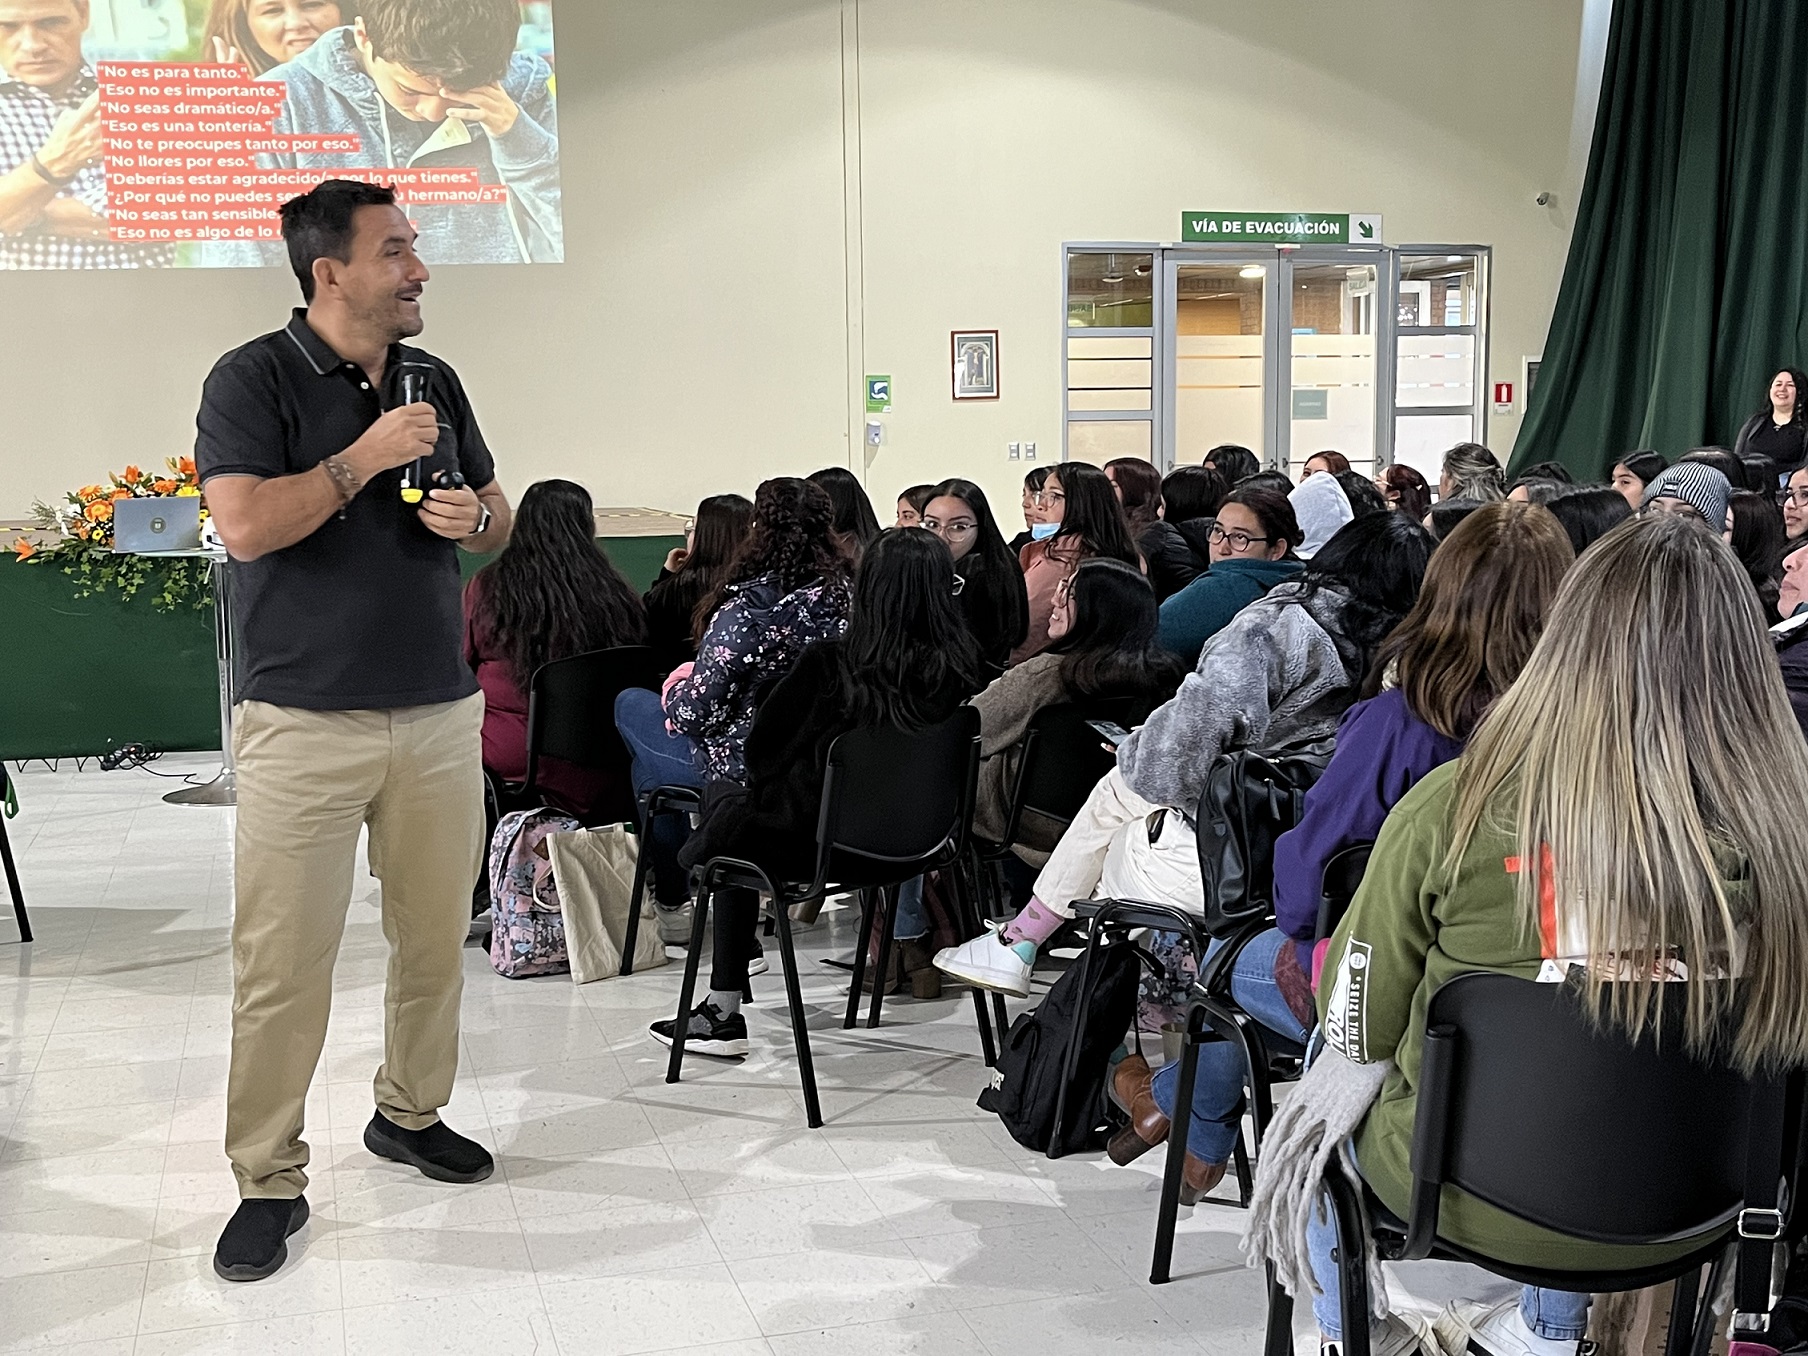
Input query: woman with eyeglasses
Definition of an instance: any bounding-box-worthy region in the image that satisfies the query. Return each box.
[921,479,1029,671]
[1009,467,1052,554]
[1155,486,1305,665]
[1012,462,1141,664]
[1781,466,1808,543]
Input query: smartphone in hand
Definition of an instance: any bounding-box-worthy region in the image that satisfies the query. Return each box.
[1087,719,1131,746]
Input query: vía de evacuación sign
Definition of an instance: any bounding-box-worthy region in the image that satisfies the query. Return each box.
[1181,212,1383,244]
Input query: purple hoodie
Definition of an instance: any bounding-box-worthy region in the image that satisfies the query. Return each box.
[1272,687,1465,971]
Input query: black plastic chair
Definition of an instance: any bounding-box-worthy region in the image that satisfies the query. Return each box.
[497,645,663,822]
[665,709,982,1128]
[0,766,30,944]
[1274,972,1792,1356]
[620,783,702,977]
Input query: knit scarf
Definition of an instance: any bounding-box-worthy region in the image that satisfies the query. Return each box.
[1240,1044,1393,1317]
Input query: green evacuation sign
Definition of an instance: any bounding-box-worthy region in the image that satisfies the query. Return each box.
[1181,212,1383,245]
[865,374,892,413]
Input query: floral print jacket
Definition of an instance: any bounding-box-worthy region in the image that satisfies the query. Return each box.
[662,571,853,784]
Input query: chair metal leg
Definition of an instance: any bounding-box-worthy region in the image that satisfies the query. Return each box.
[621,818,650,977]
[1046,928,1104,1160]
[1231,1129,1253,1208]
[1689,1246,1732,1356]
[844,889,876,1029]
[1666,1264,1702,1356]
[1151,1005,1208,1284]
[773,899,823,1128]
[1262,1262,1296,1356]
[1325,1161,1373,1356]
[0,814,29,946]
[866,884,897,1029]
[665,880,710,1084]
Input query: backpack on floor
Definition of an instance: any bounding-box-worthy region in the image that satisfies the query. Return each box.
[487,806,581,978]
[978,940,1141,1155]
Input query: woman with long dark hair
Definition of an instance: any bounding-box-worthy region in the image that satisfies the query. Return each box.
[1546,485,1631,556]
[938,512,1434,1011]
[615,478,852,937]
[1107,456,1198,602]
[1010,466,1052,554]
[464,479,648,823]
[921,478,1029,669]
[653,529,987,1055]
[808,466,882,559]
[1013,461,1141,663]
[1733,367,1808,472]
[1202,444,1261,486]
[643,493,753,672]
[1379,464,1432,521]
[1731,488,1788,622]
[1607,450,1668,509]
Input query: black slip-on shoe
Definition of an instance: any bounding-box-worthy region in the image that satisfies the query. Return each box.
[213,1195,309,1282]
[363,1111,495,1184]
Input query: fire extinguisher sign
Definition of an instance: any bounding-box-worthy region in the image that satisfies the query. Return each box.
[1493,382,1515,413]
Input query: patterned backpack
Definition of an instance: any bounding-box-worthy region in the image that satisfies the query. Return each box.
[487,806,581,978]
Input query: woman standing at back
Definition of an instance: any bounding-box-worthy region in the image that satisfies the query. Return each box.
[1013,461,1141,663]
[1733,367,1808,473]
[464,479,648,824]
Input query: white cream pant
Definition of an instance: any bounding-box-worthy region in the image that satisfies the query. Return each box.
[1031,766,1203,917]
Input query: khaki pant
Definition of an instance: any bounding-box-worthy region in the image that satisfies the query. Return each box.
[226,694,484,1198]
[1032,767,1203,917]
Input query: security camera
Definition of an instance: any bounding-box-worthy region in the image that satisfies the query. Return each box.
[1535,191,1553,207]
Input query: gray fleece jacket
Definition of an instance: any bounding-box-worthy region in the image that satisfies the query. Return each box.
[1117,581,1357,814]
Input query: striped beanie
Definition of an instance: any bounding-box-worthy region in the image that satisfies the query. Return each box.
[1641,462,1731,530]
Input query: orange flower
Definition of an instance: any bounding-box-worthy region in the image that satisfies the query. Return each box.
[121,464,142,484]
[111,488,132,501]
[152,479,179,495]
[77,485,103,501]
[85,500,113,524]
[11,537,36,561]
[176,456,197,478]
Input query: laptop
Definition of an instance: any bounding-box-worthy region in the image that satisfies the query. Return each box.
[112,496,203,554]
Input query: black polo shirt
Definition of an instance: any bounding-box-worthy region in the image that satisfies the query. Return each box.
[194,310,497,711]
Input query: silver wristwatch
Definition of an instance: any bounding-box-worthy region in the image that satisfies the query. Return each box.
[469,503,493,539]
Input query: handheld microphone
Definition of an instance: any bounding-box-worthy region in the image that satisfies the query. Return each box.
[397,365,432,504]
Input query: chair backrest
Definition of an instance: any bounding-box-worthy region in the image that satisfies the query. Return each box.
[1418,972,1766,1247]
[1007,700,1135,838]
[815,707,981,883]
[524,645,664,789]
[1315,842,1372,941]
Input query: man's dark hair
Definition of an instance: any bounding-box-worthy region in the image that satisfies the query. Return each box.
[361,0,521,88]
[280,180,398,302]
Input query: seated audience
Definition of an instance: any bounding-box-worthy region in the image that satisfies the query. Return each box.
[1786,466,1808,542]
[1677,445,1748,491]
[1517,459,1575,485]
[1013,461,1141,663]
[1242,469,1296,496]
[615,478,852,933]
[1643,462,1733,536]
[937,511,1432,999]
[808,465,883,557]
[1439,441,1506,502]
[1010,466,1051,554]
[922,478,1030,671]
[1288,512,1808,1354]
[1202,443,1261,486]
[1291,470,1354,558]
[1303,451,1351,477]
[1742,452,1782,501]
[1773,543,1808,739]
[464,479,647,824]
[1109,502,1573,1203]
[1379,464,1432,521]
[973,559,1185,862]
[1607,450,1668,509]
[1134,464,1229,596]
[1157,486,1305,665]
[895,484,935,527]
[1425,497,1484,541]
[1546,485,1631,556]
[1107,456,1193,601]
[1506,477,1565,505]
[643,493,753,672]
[1335,470,1388,518]
[1732,366,1808,471]
[653,529,987,1056]
[1731,488,1788,621]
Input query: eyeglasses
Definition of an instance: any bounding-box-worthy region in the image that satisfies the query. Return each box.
[1206,522,1274,551]
[682,519,695,534]
[924,518,977,538]
[1784,490,1808,508]
[1032,490,1066,507]
[951,574,966,597]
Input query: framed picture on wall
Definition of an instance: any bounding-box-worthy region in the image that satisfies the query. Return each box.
[952,331,1000,400]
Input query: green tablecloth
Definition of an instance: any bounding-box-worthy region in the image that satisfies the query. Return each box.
[1,537,681,761]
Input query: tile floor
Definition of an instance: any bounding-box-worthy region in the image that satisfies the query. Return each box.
[0,755,1508,1355]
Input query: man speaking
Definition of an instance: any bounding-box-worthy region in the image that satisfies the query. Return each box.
[196,179,512,1282]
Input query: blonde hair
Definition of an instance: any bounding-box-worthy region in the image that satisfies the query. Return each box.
[1446,512,1808,1072]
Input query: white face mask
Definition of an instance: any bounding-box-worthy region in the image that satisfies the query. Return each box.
[1029,521,1060,541]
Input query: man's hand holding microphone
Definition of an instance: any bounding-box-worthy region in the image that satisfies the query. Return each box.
[329,404,484,539]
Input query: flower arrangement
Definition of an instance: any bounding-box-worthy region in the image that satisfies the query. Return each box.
[12,458,213,611]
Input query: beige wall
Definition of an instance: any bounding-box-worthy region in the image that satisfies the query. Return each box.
[0,0,1591,525]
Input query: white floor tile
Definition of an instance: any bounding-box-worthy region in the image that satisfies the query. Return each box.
[0,1260,147,1348]
[540,1260,765,1355]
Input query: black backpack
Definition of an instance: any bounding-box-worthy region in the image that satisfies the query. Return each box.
[1196,739,1334,939]
[978,941,1141,1155]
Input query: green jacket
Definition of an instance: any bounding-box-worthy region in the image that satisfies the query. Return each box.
[1318,760,1715,1271]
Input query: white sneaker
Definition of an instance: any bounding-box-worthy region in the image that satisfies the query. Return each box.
[1322,1311,1438,1356]
[1434,1300,1594,1356]
[933,929,1033,997]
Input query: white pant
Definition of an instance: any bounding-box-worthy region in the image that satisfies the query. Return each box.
[1032,767,1203,917]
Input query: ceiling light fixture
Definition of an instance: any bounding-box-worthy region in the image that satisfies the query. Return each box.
[1238,264,1265,279]
[1100,253,1124,284]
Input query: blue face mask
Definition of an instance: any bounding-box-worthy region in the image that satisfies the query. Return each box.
[1029,521,1060,541]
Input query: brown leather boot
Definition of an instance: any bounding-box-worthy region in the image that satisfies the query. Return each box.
[1180,1154,1227,1206]
[899,938,942,999]
[1105,1054,1171,1165]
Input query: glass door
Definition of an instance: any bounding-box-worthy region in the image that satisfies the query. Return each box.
[1393,248,1490,481]
[1064,248,1157,464]
[1161,250,1279,469]
[1285,250,1390,478]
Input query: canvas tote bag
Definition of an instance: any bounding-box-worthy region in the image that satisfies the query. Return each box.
[545,824,668,982]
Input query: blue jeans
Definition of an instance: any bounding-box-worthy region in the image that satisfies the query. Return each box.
[1304,1194,1589,1340]
[1149,928,1311,1164]
[614,689,705,907]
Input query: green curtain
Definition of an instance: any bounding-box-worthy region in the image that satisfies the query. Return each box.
[1511,0,1808,478]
